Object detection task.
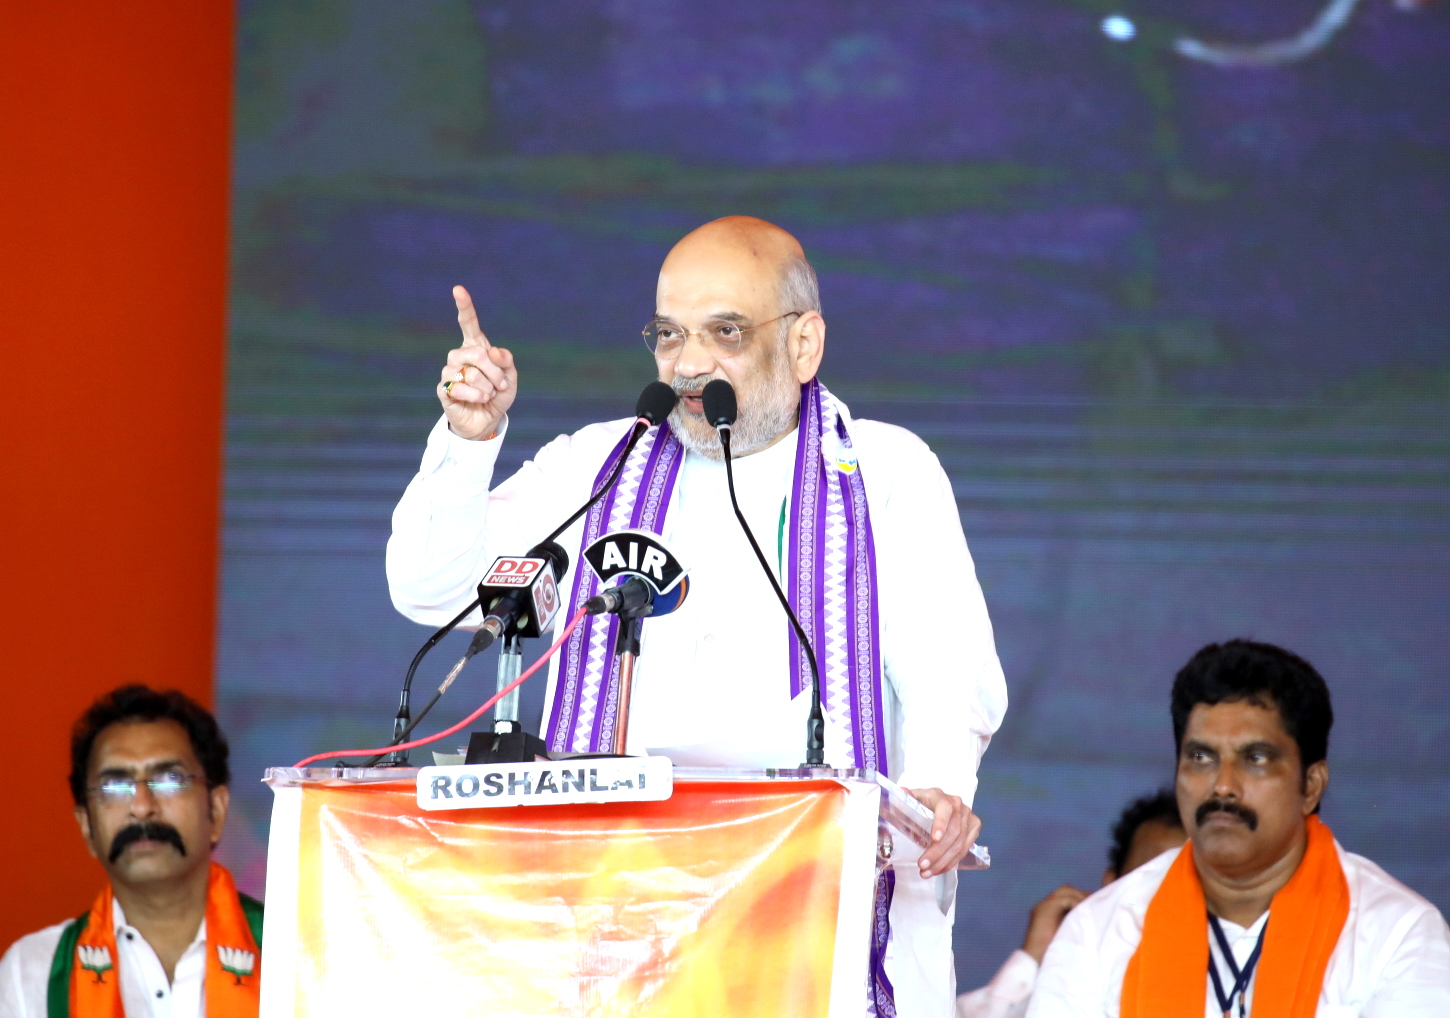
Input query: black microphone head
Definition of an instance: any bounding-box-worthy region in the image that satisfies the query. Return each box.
[635,381,677,425]
[527,539,570,579]
[701,379,737,429]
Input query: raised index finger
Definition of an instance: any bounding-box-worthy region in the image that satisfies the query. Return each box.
[453,284,491,349]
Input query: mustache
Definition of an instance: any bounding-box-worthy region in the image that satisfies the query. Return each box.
[109,822,187,863]
[670,376,724,398]
[1195,797,1259,832]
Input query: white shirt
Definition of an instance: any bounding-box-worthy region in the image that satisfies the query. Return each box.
[957,949,1038,1018]
[387,406,1009,1016]
[1026,843,1450,1018]
[0,901,206,1018]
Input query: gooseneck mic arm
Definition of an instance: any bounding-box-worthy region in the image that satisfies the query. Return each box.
[701,380,827,767]
[380,381,679,763]
[537,381,679,547]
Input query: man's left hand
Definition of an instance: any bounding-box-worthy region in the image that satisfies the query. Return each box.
[905,787,982,878]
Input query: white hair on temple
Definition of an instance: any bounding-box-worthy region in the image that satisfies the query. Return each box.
[779,254,821,315]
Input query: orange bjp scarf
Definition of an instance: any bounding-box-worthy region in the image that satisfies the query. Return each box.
[1120,815,1349,1018]
[70,862,261,1018]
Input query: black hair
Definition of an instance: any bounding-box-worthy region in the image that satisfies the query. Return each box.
[1171,639,1333,769]
[1107,788,1183,878]
[69,685,230,805]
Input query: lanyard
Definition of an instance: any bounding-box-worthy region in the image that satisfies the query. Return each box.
[1208,914,1268,1018]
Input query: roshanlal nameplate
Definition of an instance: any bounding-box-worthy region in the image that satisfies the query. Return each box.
[415,757,674,811]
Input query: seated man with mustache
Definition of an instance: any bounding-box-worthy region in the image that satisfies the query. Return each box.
[0,686,261,1018]
[1027,640,1450,1018]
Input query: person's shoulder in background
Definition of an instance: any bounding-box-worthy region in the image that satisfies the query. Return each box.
[1026,848,1181,1018]
[956,948,1038,1018]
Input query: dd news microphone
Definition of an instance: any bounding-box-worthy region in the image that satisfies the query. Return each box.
[701,379,827,767]
[468,539,569,655]
[581,530,690,617]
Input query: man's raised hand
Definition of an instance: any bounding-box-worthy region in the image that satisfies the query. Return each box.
[438,284,517,440]
[1021,885,1090,962]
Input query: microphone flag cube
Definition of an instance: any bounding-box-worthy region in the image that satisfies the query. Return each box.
[478,554,561,637]
[583,529,686,594]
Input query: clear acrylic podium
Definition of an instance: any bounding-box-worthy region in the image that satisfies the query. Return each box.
[260,764,986,1018]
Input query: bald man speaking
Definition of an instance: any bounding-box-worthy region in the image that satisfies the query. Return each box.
[387,217,1008,1014]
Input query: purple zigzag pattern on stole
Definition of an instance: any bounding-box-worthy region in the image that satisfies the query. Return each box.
[595,428,682,751]
[867,868,897,1017]
[546,422,682,753]
[546,425,635,753]
[842,413,886,771]
[787,381,822,701]
[817,393,857,768]
[574,425,682,751]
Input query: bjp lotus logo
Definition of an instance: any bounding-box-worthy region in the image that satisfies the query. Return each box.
[77,946,113,983]
[217,946,257,985]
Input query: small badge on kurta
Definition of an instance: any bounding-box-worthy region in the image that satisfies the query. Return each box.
[77,945,113,983]
[217,946,256,984]
[823,429,858,474]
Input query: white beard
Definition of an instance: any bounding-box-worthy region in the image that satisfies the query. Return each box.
[668,344,800,461]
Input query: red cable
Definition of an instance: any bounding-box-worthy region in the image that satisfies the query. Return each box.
[292,607,589,769]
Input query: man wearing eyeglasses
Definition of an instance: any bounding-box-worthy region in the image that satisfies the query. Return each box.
[0,686,261,1018]
[387,215,1008,1014]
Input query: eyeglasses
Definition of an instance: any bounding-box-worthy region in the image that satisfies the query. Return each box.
[90,770,200,803]
[643,312,802,358]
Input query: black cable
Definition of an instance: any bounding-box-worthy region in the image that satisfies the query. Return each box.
[364,688,445,766]
[379,596,483,764]
[537,380,676,547]
[718,426,827,767]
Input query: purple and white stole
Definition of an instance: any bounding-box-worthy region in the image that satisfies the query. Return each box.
[541,378,896,1012]
[544,378,887,766]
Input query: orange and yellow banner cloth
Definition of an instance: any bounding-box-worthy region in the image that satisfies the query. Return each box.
[261,769,882,1018]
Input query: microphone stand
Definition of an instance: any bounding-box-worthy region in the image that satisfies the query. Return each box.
[610,612,646,755]
[717,424,828,768]
[493,632,524,732]
[375,407,667,766]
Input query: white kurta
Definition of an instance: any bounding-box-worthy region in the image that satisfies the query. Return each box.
[1026,843,1450,1018]
[0,901,207,1018]
[387,405,1009,1016]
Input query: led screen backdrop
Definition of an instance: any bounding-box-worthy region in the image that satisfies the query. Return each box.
[220,0,1450,990]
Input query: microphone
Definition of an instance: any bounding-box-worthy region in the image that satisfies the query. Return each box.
[578,529,689,756]
[701,379,827,768]
[585,574,690,617]
[468,539,569,656]
[581,529,689,615]
[378,382,678,764]
[703,380,736,431]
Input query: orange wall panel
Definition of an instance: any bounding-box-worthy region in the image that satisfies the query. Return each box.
[0,3,233,948]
